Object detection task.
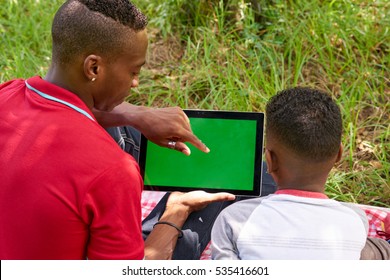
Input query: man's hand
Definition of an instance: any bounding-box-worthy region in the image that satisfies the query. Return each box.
[134,107,209,156]
[166,191,236,215]
[93,102,209,155]
[144,191,235,260]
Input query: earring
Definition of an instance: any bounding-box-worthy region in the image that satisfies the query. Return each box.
[91,77,96,82]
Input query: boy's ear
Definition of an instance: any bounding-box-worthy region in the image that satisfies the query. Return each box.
[265,149,278,173]
[335,144,343,163]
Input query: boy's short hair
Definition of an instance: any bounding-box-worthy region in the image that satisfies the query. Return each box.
[266,87,342,162]
[51,0,148,64]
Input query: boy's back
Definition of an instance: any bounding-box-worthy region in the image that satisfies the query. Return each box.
[212,191,368,259]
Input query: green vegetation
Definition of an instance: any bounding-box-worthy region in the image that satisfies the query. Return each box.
[0,0,388,206]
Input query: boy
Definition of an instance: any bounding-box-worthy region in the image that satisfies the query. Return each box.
[211,87,369,259]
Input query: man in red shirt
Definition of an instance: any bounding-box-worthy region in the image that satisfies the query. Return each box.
[0,0,234,260]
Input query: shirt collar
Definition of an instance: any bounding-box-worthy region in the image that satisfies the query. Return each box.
[26,76,96,122]
[275,189,329,199]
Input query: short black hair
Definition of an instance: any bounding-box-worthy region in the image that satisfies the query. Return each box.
[266,87,342,162]
[51,0,148,64]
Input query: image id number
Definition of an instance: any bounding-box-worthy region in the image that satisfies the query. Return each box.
[215,266,269,276]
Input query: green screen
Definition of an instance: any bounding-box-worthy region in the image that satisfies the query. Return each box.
[144,118,257,191]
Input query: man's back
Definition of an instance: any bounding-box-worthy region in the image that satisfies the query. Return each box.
[0,77,144,259]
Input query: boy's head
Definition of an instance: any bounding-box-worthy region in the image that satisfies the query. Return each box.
[265,87,343,190]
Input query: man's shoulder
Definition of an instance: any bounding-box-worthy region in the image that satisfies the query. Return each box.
[0,78,24,90]
[0,79,25,99]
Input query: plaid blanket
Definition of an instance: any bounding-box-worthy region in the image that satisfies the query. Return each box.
[141,191,390,260]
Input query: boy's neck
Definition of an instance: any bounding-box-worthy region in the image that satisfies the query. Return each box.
[272,156,333,194]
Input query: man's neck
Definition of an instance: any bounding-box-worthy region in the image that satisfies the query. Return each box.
[45,65,93,109]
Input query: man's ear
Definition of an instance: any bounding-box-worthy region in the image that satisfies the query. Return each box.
[265,148,278,174]
[83,55,102,81]
[335,143,343,163]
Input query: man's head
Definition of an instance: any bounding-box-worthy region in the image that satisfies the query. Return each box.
[52,0,147,65]
[265,87,343,190]
[49,0,148,111]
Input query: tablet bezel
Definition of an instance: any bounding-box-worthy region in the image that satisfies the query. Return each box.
[138,110,264,196]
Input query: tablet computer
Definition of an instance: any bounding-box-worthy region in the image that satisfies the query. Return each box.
[138,110,264,196]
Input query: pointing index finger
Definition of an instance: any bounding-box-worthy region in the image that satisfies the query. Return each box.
[184,132,210,154]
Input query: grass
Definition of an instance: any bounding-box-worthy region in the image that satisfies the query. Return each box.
[1,0,389,207]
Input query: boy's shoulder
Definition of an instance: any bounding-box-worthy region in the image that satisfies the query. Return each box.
[339,201,370,229]
[218,195,271,222]
[219,195,369,227]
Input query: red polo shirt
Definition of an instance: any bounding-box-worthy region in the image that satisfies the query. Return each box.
[0,76,144,259]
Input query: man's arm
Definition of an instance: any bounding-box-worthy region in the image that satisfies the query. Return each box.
[93,102,209,156]
[144,191,235,260]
